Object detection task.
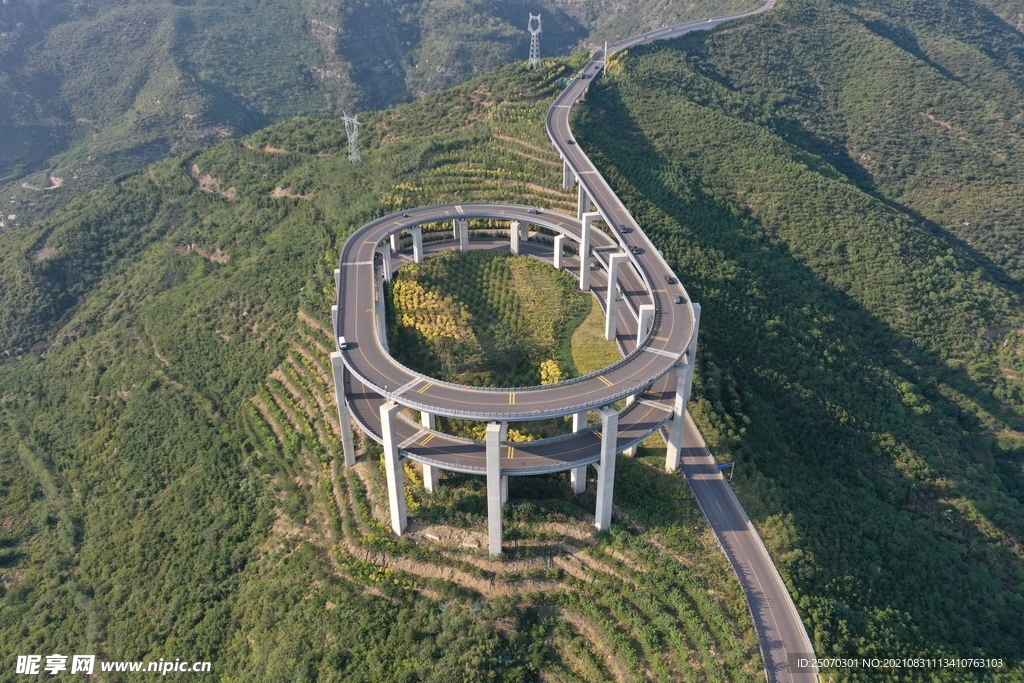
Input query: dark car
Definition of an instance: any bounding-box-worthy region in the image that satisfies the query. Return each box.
[403,212,410,217]
[673,295,684,304]
[664,274,676,284]
[528,209,540,214]
[630,245,642,255]
[566,138,575,144]
[618,224,630,234]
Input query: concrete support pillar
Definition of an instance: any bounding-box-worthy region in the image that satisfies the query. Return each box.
[624,394,638,457]
[499,421,509,442]
[554,234,565,270]
[380,402,407,535]
[637,304,655,347]
[453,218,469,252]
[580,212,599,291]
[334,268,341,297]
[411,228,424,264]
[332,304,339,340]
[666,303,701,472]
[605,252,628,342]
[390,233,399,254]
[420,411,435,430]
[501,475,509,505]
[594,406,618,531]
[563,159,577,188]
[570,410,588,493]
[423,464,440,494]
[330,352,357,467]
[486,422,503,555]
[577,184,591,219]
[376,247,393,282]
[510,220,521,254]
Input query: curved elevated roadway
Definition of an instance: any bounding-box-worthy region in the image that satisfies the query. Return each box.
[332,0,817,679]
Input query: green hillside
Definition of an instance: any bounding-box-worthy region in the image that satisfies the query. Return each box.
[576,0,1024,675]
[0,61,764,681]
[0,0,759,229]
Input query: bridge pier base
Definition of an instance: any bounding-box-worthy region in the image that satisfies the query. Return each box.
[330,352,357,467]
[605,253,628,341]
[380,402,408,535]
[665,303,701,472]
[563,159,577,188]
[554,234,565,270]
[453,218,469,252]
[594,406,618,531]
[486,423,503,555]
[412,228,424,263]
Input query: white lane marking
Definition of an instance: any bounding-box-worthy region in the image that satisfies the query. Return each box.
[552,104,573,108]
[343,260,374,266]
[392,377,423,396]
[399,430,428,449]
[644,346,680,359]
[639,398,673,412]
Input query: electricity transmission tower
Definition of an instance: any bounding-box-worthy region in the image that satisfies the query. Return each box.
[343,112,361,163]
[528,14,541,69]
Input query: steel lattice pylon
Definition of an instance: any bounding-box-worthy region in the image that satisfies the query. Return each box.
[343,112,361,163]
[528,14,541,69]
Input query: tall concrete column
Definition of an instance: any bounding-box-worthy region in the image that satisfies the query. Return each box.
[624,394,638,457]
[563,159,577,188]
[637,304,654,346]
[501,475,509,505]
[376,247,393,282]
[580,212,599,291]
[411,228,424,263]
[605,252,628,342]
[577,184,591,219]
[332,304,339,340]
[390,233,399,253]
[553,234,565,270]
[570,410,588,493]
[423,464,440,494]
[380,402,408,535]
[329,352,357,467]
[486,422,503,555]
[594,406,618,531]
[453,218,469,252]
[665,303,701,472]
[334,268,341,298]
[510,220,521,254]
[420,411,435,430]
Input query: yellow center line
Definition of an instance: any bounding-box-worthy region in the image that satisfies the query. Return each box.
[508,446,515,459]
[652,335,669,342]
[594,430,602,439]
[418,382,434,393]
[598,375,613,387]
[421,433,435,446]
[509,392,516,405]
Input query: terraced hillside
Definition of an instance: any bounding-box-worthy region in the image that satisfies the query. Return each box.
[0,60,763,680]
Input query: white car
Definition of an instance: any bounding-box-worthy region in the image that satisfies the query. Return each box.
[338,336,348,350]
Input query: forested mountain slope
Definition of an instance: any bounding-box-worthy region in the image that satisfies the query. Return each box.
[0,60,766,682]
[575,0,1024,673]
[0,0,756,228]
